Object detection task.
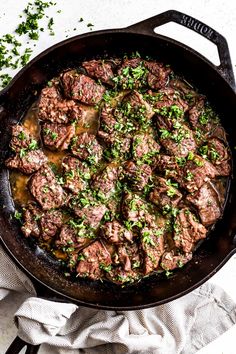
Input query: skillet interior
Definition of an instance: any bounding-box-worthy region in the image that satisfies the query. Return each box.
[1,30,236,309]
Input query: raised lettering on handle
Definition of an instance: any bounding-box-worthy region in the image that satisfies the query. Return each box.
[180,15,214,40]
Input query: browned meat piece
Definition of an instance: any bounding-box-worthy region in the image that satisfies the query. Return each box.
[82,59,119,85]
[76,241,112,280]
[188,97,205,128]
[144,60,172,89]
[71,132,103,164]
[56,223,92,251]
[159,124,196,157]
[106,267,140,284]
[99,131,132,160]
[173,208,207,253]
[123,160,152,191]
[8,125,35,153]
[157,154,218,193]
[38,85,84,124]
[149,177,182,210]
[92,165,120,199]
[100,221,133,244]
[28,165,65,210]
[115,242,141,272]
[5,149,48,174]
[40,210,63,240]
[181,155,218,192]
[42,123,75,150]
[121,90,155,124]
[186,182,222,226]
[62,156,90,194]
[21,203,42,238]
[199,138,231,176]
[122,193,152,227]
[169,78,197,99]
[99,103,117,134]
[74,203,108,229]
[132,133,160,164]
[140,225,165,275]
[160,250,192,270]
[154,88,189,121]
[61,71,105,105]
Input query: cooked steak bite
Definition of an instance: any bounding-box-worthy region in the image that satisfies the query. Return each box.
[40,210,63,240]
[91,165,120,199]
[169,78,198,102]
[99,103,117,134]
[28,165,65,210]
[132,133,160,164]
[82,59,118,85]
[173,208,207,253]
[159,124,196,157]
[38,85,83,124]
[21,203,42,238]
[61,70,105,105]
[123,160,152,191]
[149,177,182,210]
[140,224,165,274]
[42,122,75,150]
[9,125,35,153]
[116,58,146,89]
[76,240,112,280]
[62,156,90,194]
[160,250,192,271]
[186,182,222,226]
[115,241,141,271]
[122,192,151,227]
[100,220,133,244]
[144,60,172,90]
[56,223,92,251]
[5,149,47,174]
[199,137,231,176]
[71,132,103,164]
[74,203,108,229]
[153,88,189,118]
[100,131,132,161]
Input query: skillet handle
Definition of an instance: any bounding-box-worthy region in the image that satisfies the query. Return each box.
[5,336,40,354]
[125,10,235,90]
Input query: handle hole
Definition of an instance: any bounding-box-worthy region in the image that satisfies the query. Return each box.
[154,22,220,66]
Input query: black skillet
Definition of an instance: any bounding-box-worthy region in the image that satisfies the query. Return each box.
[1,10,236,354]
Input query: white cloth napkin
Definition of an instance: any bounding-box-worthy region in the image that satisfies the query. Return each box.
[0,246,236,354]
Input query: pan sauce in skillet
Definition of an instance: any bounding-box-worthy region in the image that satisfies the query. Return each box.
[6,53,231,284]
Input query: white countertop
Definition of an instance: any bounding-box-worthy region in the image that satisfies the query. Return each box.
[0,0,236,353]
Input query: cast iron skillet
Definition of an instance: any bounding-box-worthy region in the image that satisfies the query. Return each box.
[1,9,236,354]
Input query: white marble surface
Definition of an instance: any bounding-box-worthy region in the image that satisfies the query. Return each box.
[0,0,236,353]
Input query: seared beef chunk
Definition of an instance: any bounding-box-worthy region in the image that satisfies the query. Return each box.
[186,182,222,226]
[149,177,182,210]
[21,204,62,240]
[74,203,108,229]
[99,103,117,134]
[159,123,196,157]
[28,165,65,210]
[157,154,218,193]
[154,88,189,120]
[161,250,192,271]
[62,156,90,194]
[121,90,155,123]
[8,125,35,153]
[100,221,133,244]
[82,59,120,85]
[199,137,231,176]
[5,125,47,174]
[6,149,47,174]
[99,131,132,161]
[122,192,152,227]
[42,122,75,150]
[144,60,172,90]
[91,165,120,199]
[123,160,152,191]
[40,210,63,240]
[61,71,105,105]
[169,78,198,103]
[56,223,92,251]
[173,208,207,253]
[76,241,112,280]
[116,58,171,90]
[21,203,42,238]
[38,85,83,124]
[132,133,160,164]
[71,132,103,164]
[140,223,165,274]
